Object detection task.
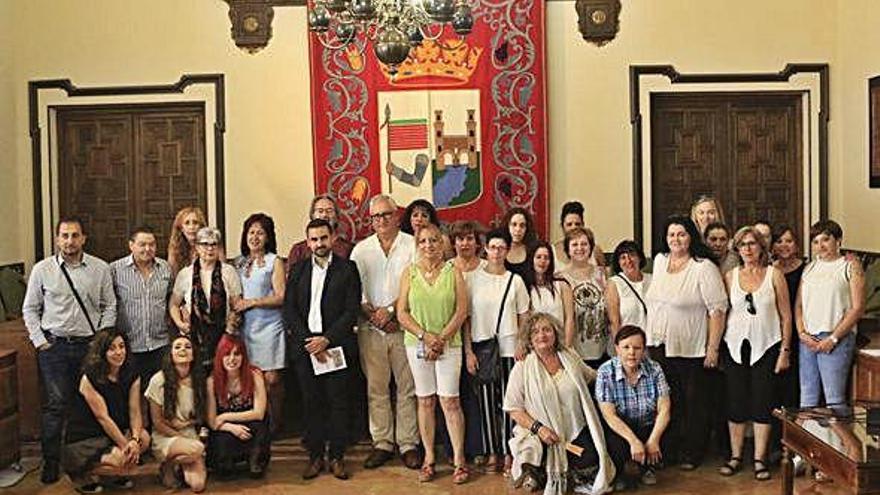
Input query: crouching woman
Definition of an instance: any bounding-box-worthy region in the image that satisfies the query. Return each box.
[503,312,615,494]
[62,329,150,493]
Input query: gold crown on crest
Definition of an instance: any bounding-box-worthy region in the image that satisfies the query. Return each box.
[381,39,482,86]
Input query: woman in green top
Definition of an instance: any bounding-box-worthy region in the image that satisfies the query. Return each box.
[398,223,469,484]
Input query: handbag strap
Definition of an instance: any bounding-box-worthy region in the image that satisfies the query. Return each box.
[59,262,97,334]
[615,274,647,316]
[494,273,515,337]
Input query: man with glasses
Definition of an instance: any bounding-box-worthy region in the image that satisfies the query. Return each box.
[286,195,354,276]
[350,194,421,470]
[22,217,117,484]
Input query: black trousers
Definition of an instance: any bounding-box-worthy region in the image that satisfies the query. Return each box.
[208,419,271,469]
[131,347,166,392]
[292,354,352,460]
[649,345,708,463]
[603,421,658,475]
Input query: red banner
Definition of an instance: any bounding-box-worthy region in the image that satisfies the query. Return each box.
[308,0,548,241]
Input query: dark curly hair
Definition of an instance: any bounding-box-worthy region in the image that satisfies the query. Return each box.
[239,212,278,257]
[611,240,647,275]
[160,335,207,424]
[401,199,439,235]
[80,328,133,386]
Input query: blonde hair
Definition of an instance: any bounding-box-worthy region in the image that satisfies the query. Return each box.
[519,312,566,353]
[689,195,726,229]
[168,206,207,275]
[732,226,770,266]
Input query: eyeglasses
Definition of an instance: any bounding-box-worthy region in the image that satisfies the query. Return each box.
[198,242,219,248]
[745,292,756,315]
[370,211,395,221]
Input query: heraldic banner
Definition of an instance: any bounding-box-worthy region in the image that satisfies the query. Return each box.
[308,0,547,241]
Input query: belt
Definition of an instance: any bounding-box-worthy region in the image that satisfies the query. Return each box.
[45,332,93,344]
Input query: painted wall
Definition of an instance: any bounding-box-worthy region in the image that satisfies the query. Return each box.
[834,0,880,251]
[1,0,878,270]
[0,0,19,265]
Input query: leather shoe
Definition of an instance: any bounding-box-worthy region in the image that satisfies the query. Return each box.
[363,448,393,469]
[41,460,60,484]
[401,449,422,470]
[330,459,349,480]
[302,457,325,480]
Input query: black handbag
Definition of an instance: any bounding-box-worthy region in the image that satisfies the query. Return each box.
[471,273,514,385]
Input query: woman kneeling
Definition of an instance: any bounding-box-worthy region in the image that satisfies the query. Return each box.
[504,313,615,494]
[595,326,671,489]
[62,329,150,493]
[206,334,270,478]
[145,335,208,492]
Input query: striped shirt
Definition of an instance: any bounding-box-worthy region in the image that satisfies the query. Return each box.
[110,255,173,352]
[22,253,117,348]
[595,356,670,428]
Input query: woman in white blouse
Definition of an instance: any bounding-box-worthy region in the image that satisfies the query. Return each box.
[796,220,865,409]
[644,215,728,470]
[605,240,651,341]
[524,241,575,345]
[463,228,530,474]
[719,226,791,481]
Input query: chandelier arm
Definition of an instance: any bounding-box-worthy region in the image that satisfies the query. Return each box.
[314,32,352,51]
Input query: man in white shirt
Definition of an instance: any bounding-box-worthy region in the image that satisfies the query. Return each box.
[350,195,421,469]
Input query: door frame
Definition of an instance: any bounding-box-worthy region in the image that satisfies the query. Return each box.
[629,64,829,253]
[28,74,225,262]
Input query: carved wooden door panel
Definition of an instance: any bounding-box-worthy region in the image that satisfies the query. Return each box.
[650,93,802,249]
[57,105,206,262]
[134,106,206,260]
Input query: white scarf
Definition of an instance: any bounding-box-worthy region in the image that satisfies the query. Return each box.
[509,349,615,495]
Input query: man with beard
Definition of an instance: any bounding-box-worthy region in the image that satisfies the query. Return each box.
[284,218,362,480]
[23,217,117,484]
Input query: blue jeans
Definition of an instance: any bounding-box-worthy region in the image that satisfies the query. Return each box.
[37,337,91,463]
[799,331,855,408]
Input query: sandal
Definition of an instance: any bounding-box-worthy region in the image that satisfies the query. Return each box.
[719,456,743,476]
[452,465,470,484]
[418,463,436,483]
[754,460,771,481]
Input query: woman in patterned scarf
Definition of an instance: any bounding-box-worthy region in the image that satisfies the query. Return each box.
[169,227,243,370]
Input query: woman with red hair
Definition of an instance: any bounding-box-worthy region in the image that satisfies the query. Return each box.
[206,334,270,478]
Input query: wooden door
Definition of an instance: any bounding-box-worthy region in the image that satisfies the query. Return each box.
[57,104,206,261]
[650,92,803,248]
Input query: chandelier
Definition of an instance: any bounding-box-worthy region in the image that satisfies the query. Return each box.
[307,0,475,75]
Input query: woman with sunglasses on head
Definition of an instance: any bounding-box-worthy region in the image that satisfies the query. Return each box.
[719,226,791,481]
[169,227,243,371]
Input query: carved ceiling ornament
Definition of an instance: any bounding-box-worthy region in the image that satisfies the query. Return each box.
[225,0,302,53]
[575,0,621,47]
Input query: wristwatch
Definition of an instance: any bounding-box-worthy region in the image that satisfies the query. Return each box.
[829,335,839,345]
[386,305,395,314]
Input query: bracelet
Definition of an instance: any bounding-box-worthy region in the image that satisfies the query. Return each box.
[530,420,543,435]
[829,335,839,345]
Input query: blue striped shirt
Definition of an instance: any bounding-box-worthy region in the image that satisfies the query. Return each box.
[110,255,172,352]
[595,356,670,428]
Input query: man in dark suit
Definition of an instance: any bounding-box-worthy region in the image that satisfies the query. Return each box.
[284,218,362,481]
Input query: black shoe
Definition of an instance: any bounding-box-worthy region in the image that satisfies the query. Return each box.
[41,460,60,484]
[302,457,325,480]
[330,459,349,480]
[363,448,393,469]
[75,482,103,494]
[400,448,422,470]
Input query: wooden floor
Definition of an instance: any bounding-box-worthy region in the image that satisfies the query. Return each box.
[4,457,851,495]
